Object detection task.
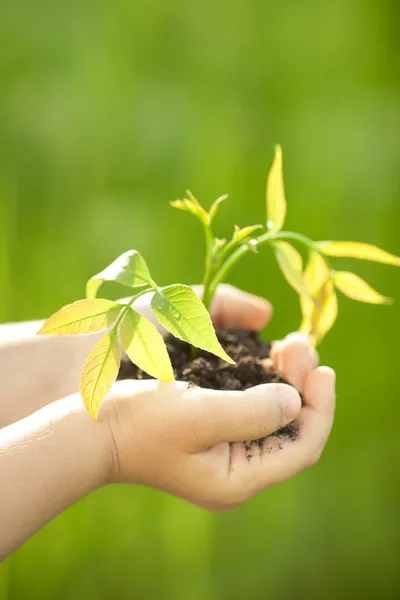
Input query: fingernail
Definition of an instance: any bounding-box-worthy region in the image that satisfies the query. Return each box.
[320,366,336,386]
[245,384,301,423]
[281,388,301,422]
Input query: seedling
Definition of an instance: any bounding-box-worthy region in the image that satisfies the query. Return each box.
[39,146,399,418]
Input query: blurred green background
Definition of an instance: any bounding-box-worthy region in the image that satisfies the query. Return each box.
[1,0,400,598]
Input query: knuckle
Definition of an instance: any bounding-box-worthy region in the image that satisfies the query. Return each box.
[203,479,250,512]
[212,501,241,514]
[212,494,244,513]
[195,468,257,512]
[219,480,253,509]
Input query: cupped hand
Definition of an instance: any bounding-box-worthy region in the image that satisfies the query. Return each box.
[101,285,335,511]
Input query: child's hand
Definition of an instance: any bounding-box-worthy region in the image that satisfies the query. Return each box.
[0,285,335,559]
[101,286,335,511]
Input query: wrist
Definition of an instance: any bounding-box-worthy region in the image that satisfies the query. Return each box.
[0,392,113,557]
[98,379,158,485]
[50,393,113,491]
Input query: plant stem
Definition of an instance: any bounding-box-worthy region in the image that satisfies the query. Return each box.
[259,230,316,249]
[190,223,215,361]
[201,224,215,296]
[126,287,152,307]
[202,230,317,310]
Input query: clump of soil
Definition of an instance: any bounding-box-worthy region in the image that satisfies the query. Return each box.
[117,328,298,446]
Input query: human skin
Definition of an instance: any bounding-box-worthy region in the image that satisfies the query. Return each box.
[0,285,335,560]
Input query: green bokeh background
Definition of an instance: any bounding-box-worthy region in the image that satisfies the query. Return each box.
[1,1,399,598]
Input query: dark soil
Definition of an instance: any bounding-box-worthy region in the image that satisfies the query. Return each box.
[117,328,298,447]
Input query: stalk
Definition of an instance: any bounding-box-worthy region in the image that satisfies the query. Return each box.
[115,286,153,328]
[202,230,317,310]
[191,222,215,360]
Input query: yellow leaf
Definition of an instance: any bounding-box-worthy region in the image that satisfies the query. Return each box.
[319,241,400,266]
[266,144,286,232]
[274,241,309,297]
[38,299,121,335]
[300,252,330,325]
[80,330,121,419]
[333,271,392,304]
[316,285,338,341]
[304,252,330,291]
[120,308,174,382]
[301,281,338,344]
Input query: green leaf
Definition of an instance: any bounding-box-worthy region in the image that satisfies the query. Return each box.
[170,191,210,226]
[80,329,121,419]
[318,241,400,266]
[39,299,121,335]
[120,308,175,382]
[86,250,153,299]
[209,194,228,221]
[273,242,310,297]
[333,271,392,304]
[151,284,234,364]
[266,144,286,232]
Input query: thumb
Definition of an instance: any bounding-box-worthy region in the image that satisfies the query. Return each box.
[188,383,301,450]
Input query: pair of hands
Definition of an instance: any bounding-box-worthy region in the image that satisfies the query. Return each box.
[100,285,336,511]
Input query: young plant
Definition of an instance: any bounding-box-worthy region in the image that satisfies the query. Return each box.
[39,146,400,418]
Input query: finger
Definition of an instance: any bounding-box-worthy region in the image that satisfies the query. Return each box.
[234,366,336,496]
[270,332,314,363]
[209,284,272,330]
[271,333,318,394]
[185,383,301,450]
[276,366,336,473]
